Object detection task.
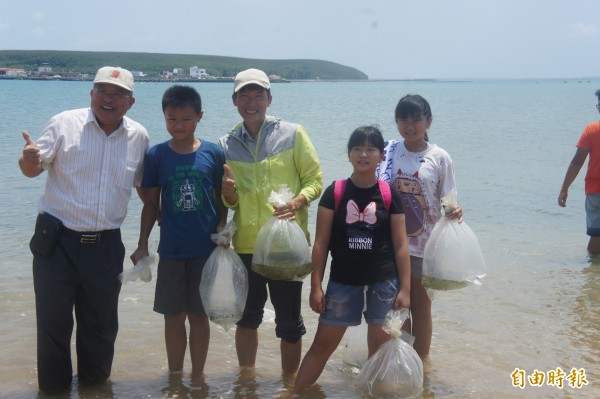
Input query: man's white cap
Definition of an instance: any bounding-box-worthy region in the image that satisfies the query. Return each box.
[93,66,134,92]
[233,68,271,93]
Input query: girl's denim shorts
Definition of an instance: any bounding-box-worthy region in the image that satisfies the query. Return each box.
[319,277,399,326]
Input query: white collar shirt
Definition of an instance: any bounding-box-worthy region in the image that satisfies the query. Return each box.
[36,108,149,232]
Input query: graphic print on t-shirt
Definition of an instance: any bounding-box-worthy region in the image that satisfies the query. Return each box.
[392,169,426,236]
[176,179,199,211]
[346,199,377,250]
[170,165,205,213]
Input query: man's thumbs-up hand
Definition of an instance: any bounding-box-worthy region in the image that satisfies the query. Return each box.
[19,130,43,177]
[222,164,238,204]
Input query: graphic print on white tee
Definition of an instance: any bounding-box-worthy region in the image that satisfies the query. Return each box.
[392,169,427,237]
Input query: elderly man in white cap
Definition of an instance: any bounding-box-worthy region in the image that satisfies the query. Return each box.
[18,66,149,393]
[219,68,322,375]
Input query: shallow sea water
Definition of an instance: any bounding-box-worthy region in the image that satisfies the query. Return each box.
[1,78,600,398]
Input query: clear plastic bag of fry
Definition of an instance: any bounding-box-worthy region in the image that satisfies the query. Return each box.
[422,191,486,292]
[119,241,158,284]
[200,221,248,331]
[343,318,415,369]
[251,184,312,281]
[356,309,423,399]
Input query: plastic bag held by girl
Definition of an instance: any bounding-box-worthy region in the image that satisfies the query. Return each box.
[356,309,424,398]
[422,191,486,291]
[200,221,248,331]
[251,184,312,281]
[343,319,415,369]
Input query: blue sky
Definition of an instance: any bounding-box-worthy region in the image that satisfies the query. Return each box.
[1,0,599,80]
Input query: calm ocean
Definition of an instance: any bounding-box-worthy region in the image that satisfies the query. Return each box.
[1,78,600,398]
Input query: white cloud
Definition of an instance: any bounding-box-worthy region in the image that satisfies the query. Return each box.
[565,22,599,37]
[0,22,9,32]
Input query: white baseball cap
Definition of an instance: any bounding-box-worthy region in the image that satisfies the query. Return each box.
[93,66,134,92]
[233,68,271,93]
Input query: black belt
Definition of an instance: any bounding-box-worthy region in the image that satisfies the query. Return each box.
[62,227,120,244]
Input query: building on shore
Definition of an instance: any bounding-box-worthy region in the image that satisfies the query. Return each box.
[0,68,27,77]
[190,66,208,79]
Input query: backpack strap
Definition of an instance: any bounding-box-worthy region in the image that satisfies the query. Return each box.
[378,180,392,211]
[334,179,347,211]
[335,179,391,211]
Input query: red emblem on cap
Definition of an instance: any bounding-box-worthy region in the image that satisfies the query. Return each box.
[111,70,120,79]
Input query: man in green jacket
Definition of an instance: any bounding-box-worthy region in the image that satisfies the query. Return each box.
[219,68,322,374]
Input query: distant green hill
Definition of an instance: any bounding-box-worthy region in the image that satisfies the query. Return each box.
[0,50,368,80]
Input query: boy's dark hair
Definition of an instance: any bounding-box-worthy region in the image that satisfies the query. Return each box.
[394,94,432,121]
[347,125,385,153]
[162,85,202,113]
[596,89,600,101]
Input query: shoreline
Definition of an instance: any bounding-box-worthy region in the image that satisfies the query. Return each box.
[0,76,292,84]
[0,76,446,84]
[5,76,596,84]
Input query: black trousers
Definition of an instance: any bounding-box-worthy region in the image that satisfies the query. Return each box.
[235,254,305,342]
[32,227,124,393]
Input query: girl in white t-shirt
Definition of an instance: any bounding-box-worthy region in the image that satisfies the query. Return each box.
[376,94,463,358]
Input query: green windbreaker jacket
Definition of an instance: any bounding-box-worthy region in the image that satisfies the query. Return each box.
[218,116,323,254]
